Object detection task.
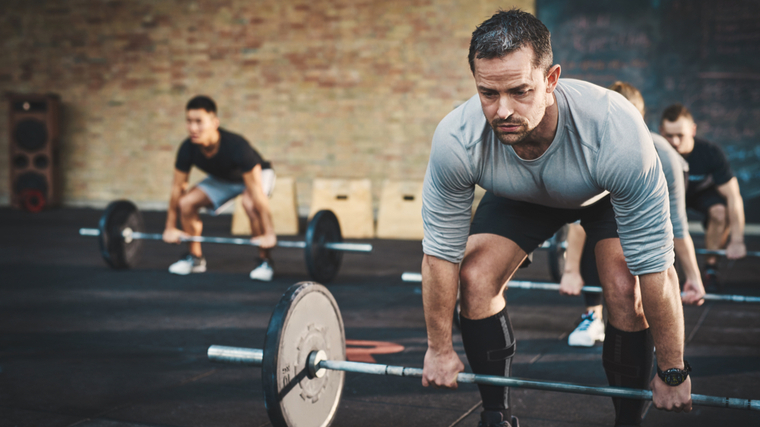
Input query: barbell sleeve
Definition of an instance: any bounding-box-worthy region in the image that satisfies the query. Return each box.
[79,228,101,236]
[208,345,263,365]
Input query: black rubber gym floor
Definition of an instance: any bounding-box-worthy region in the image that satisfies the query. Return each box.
[1,207,758,427]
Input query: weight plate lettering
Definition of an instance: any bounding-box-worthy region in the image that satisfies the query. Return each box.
[262,282,345,427]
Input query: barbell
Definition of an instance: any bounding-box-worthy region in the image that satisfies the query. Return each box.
[695,248,760,257]
[400,273,760,303]
[78,200,372,283]
[542,227,760,283]
[208,282,759,427]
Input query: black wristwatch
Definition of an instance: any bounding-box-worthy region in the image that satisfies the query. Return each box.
[657,360,691,386]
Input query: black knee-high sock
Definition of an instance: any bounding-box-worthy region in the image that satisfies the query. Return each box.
[460,305,516,420]
[602,322,654,426]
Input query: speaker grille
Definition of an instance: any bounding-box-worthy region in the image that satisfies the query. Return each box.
[14,171,49,196]
[14,118,48,152]
[13,154,29,169]
[33,154,49,169]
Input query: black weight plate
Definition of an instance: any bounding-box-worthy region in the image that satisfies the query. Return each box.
[547,224,568,283]
[98,200,144,269]
[263,282,345,427]
[304,210,343,283]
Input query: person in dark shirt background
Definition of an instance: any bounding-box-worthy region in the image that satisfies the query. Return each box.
[660,104,746,290]
[162,95,277,281]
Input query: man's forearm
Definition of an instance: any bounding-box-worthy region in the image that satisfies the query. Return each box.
[563,223,586,273]
[727,194,745,243]
[249,187,276,236]
[165,188,182,229]
[421,254,460,352]
[674,236,700,283]
[639,267,685,369]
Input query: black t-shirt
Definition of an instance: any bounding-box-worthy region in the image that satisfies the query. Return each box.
[684,137,734,197]
[174,128,270,183]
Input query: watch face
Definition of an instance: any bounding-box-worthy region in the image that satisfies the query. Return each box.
[664,371,685,386]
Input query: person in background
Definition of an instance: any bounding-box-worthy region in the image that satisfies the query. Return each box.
[163,95,277,281]
[660,104,746,291]
[559,82,705,349]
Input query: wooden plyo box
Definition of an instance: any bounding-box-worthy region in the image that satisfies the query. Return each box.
[309,179,374,239]
[376,180,424,240]
[231,176,299,236]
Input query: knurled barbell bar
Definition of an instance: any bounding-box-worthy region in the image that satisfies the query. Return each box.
[78,200,372,283]
[400,273,760,303]
[207,282,759,427]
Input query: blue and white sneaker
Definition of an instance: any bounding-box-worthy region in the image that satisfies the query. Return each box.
[568,310,605,347]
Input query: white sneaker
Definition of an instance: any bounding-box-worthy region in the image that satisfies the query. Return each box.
[568,310,605,347]
[168,253,207,275]
[249,259,274,281]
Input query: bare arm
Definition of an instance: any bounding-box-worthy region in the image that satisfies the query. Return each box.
[640,267,692,411]
[163,169,189,242]
[673,235,704,305]
[716,177,746,259]
[241,165,276,246]
[559,223,586,295]
[421,254,464,388]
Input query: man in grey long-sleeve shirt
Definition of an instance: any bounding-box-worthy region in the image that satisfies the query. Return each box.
[420,10,692,427]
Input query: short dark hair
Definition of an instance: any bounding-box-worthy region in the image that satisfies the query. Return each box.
[468,9,553,74]
[186,95,217,114]
[661,103,693,125]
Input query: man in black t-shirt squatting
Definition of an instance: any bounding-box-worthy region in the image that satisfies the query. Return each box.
[660,104,746,290]
[162,95,277,281]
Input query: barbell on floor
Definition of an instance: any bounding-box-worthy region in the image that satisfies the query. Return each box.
[400,273,760,303]
[78,200,372,283]
[208,282,759,427]
[695,248,760,257]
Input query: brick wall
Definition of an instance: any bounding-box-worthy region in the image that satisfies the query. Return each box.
[0,0,534,212]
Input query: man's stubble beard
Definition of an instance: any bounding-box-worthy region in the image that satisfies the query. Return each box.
[491,97,546,146]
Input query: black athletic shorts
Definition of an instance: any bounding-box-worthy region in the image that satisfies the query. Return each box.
[686,186,726,229]
[470,192,619,270]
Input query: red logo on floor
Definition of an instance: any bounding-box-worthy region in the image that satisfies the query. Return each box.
[345,339,404,363]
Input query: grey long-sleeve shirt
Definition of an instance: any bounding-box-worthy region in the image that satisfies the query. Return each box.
[422,79,674,276]
[652,132,689,239]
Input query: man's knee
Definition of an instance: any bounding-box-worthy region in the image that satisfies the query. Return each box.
[178,194,201,216]
[458,263,505,316]
[603,274,640,308]
[707,204,727,226]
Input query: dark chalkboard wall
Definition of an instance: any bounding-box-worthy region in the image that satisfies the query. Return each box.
[537,0,760,222]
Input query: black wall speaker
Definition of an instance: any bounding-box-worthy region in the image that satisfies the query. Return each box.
[7,93,61,211]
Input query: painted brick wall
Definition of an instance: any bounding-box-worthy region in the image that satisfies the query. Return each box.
[0,0,534,211]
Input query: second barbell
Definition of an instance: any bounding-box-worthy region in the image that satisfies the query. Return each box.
[79,200,372,283]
